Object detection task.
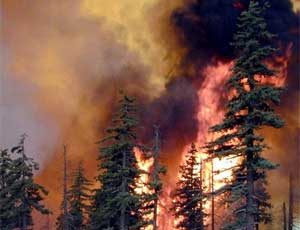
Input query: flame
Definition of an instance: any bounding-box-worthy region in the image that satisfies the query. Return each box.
[134,147,155,230]
[2,1,295,229]
[134,147,154,195]
[169,44,292,228]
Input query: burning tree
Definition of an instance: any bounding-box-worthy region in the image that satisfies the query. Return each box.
[89,94,145,230]
[138,126,167,230]
[172,143,206,230]
[206,1,285,229]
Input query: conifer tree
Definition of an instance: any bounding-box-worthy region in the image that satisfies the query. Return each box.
[0,149,15,230]
[141,126,166,230]
[206,1,285,229]
[172,143,206,230]
[89,94,144,230]
[67,161,92,230]
[10,134,50,230]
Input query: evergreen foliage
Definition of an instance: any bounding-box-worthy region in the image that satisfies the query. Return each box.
[140,126,166,230]
[206,1,285,229]
[68,162,92,230]
[0,149,15,230]
[89,94,144,230]
[0,135,50,230]
[172,143,206,230]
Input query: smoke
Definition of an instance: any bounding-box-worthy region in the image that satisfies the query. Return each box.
[0,0,186,224]
[171,0,298,60]
[170,0,299,226]
[1,0,161,162]
[1,0,299,227]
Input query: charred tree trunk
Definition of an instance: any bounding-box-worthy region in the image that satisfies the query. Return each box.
[288,173,294,230]
[283,202,287,230]
[21,141,27,230]
[21,215,26,230]
[246,152,255,230]
[152,126,160,230]
[246,103,255,230]
[63,145,68,230]
[211,160,215,230]
[120,149,126,230]
[199,158,204,230]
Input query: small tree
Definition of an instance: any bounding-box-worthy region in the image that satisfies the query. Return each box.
[10,134,50,230]
[67,161,92,230]
[89,94,144,230]
[172,143,206,230]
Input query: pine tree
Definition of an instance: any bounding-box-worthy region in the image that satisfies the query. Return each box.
[206,1,285,229]
[0,149,15,230]
[10,134,50,230]
[140,126,166,230]
[172,143,206,230]
[89,94,144,230]
[67,161,92,230]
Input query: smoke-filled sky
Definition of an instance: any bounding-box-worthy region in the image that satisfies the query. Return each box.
[1,0,299,228]
[1,1,188,225]
[0,0,190,168]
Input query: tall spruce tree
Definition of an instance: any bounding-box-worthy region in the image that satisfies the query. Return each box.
[0,149,15,230]
[172,143,206,230]
[206,1,285,229]
[67,161,92,230]
[10,134,50,230]
[89,94,144,230]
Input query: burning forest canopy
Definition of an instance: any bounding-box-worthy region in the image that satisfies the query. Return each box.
[0,0,299,229]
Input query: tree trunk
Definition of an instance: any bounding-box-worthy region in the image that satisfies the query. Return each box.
[21,142,27,230]
[199,158,204,230]
[152,126,160,230]
[283,202,287,230]
[246,153,255,230]
[211,160,215,230]
[288,173,294,230]
[153,196,158,230]
[120,150,126,230]
[246,99,255,230]
[22,214,26,230]
[63,145,68,230]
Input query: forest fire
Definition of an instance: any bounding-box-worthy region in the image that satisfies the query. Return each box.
[134,43,293,229]
[1,0,299,229]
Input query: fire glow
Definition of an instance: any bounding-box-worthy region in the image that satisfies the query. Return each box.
[2,0,298,229]
[134,43,292,228]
